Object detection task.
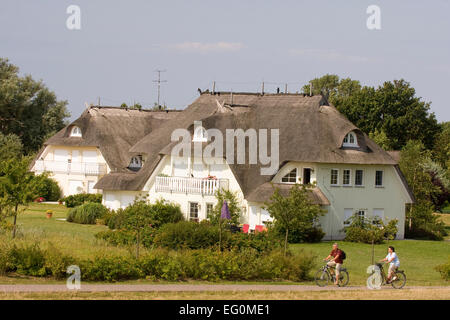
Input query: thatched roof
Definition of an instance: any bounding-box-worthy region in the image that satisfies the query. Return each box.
[247,183,330,205]
[95,93,399,195]
[37,106,180,172]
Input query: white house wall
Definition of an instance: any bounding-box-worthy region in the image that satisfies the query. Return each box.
[144,155,249,222]
[31,145,110,197]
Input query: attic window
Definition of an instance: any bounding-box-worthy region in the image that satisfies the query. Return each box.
[193,126,207,142]
[70,126,82,137]
[342,132,358,147]
[129,156,142,170]
[281,168,297,183]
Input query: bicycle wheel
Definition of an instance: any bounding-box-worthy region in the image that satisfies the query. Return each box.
[315,269,330,287]
[338,270,349,287]
[391,271,406,289]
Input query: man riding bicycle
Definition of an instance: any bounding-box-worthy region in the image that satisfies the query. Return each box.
[380,246,400,283]
[324,243,344,286]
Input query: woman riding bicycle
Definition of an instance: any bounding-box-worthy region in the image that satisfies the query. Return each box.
[379,246,400,283]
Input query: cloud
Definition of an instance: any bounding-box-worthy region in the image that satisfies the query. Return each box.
[288,48,371,63]
[168,41,245,53]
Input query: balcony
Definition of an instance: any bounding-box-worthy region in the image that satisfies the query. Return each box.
[34,160,107,176]
[155,176,228,195]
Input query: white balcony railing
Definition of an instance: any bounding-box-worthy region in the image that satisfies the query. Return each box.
[155,176,228,195]
[34,160,107,176]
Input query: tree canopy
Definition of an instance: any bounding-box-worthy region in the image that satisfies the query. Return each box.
[0,58,70,154]
[303,75,440,150]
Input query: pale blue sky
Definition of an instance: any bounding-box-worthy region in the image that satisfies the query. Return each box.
[1,0,449,121]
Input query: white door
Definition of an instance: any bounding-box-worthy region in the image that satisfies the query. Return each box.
[192,160,206,178]
[173,157,188,177]
[68,180,84,195]
[82,151,97,163]
[209,163,225,178]
[249,206,259,230]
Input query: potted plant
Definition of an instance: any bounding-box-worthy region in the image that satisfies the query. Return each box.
[46,210,53,219]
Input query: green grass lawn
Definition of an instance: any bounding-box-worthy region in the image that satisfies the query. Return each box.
[1,203,449,286]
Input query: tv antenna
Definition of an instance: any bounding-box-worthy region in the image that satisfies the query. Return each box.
[153,69,167,107]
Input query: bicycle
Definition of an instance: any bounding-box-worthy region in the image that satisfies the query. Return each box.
[373,263,406,289]
[315,263,349,287]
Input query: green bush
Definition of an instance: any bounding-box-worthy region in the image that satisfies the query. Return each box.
[80,256,143,282]
[32,173,62,201]
[63,193,102,208]
[435,257,450,280]
[153,221,282,252]
[95,227,156,248]
[343,214,398,244]
[8,244,47,276]
[103,200,183,230]
[154,221,221,250]
[0,241,316,282]
[67,202,109,224]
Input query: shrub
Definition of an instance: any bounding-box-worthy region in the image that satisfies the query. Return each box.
[154,221,221,250]
[343,214,398,244]
[435,257,450,280]
[63,193,102,208]
[95,227,156,248]
[80,255,143,281]
[32,173,62,201]
[67,202,109,224]
[8,244,47,276]
[104,200,183,230]
[153,221,282,252]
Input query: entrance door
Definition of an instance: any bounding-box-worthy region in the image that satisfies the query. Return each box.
[303,168,311,184]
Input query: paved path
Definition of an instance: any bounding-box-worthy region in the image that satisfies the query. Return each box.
[0,284,448,292]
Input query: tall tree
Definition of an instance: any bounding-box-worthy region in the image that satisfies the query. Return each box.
[399,140,446,239]
[303,75,440,150]
[0,157,38,238]
[0,132,23,161]
[265,184,325,255]
[0,58,70,154]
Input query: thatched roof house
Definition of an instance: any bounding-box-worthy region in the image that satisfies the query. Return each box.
[35,106,180,172]
[95,92,400,198]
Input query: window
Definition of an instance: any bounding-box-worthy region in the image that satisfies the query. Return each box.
[375,170,383,187]
[355,170,364,186]
[281,168,297,183]
[129,156,142,169]
[189,202,199,222]
[343,208,353,226]
[343,169,351,186]
[357,209,366,222]
[70,126,82,137]
[342,132,358,147]
[331,169,339,186]
[372,209,384,225]
[303,168,312,184]
[206,203,214,219]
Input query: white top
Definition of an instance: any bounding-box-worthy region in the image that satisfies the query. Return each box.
[386,252,400,267]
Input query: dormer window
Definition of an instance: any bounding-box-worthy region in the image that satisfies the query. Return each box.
[70,126,82,137]
[342,132,358,147]
[193,126,207,142]
[129,156,142,171]
[281,168,297,183]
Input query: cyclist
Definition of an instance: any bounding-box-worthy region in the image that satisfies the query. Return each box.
[380,246,400,283]
[324,243,344,285]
